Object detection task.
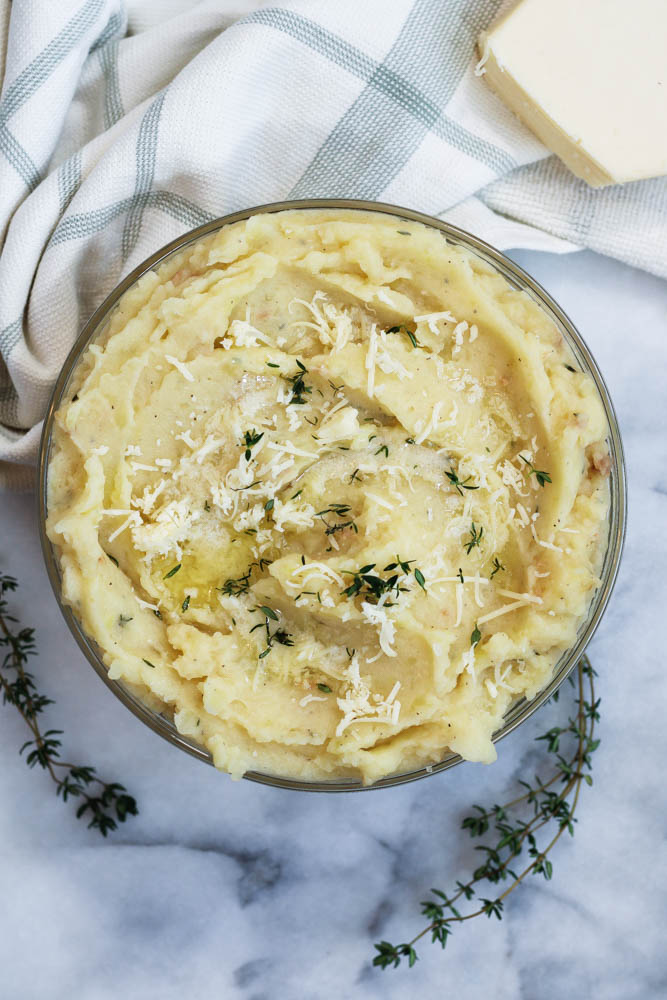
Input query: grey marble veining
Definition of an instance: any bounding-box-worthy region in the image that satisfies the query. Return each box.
[1,249,665,1000]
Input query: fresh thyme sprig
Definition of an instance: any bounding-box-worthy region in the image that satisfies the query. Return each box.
[464,522,483,555]
[250,605,294,659]
[341,556,425,604]
[372,658,599,970]
[520,455,552,487]
[242,429,264,460]
[490,557,505,579]
[0,573,138,836]
[315,503,358,537]
[219,558,273,597]
[445,468,480,496]
[282,359,312,405]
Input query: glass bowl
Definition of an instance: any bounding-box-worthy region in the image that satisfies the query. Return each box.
[37,199,627,791]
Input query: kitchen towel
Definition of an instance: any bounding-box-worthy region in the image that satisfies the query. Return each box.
[1,0,665,487]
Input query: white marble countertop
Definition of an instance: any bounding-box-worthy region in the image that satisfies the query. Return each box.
[1,247,666,1000]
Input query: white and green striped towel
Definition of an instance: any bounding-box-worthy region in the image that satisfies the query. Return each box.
[1,0,665,487]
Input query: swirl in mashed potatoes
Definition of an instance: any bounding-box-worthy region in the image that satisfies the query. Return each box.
[46,210,610,783]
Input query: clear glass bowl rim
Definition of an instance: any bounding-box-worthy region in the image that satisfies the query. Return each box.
[37,198,627,793]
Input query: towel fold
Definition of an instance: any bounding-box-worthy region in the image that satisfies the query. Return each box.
[1,0,664,487]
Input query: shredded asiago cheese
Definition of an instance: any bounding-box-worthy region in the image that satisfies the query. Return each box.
[335,654,401,736]
[477,600,530,625]
[299,693,328,707]
[365,492,394,512]
[452,320,468,357]
[365,324,378,398]
[289,291,354,352]
[415,400,444,445]
[455,582,464,627]
[107,512,141,543]
[286,562,345,588]
[530,523,564,552]
[165,355,195,382]
[497,589,543,605]
[414,310,457,335]
[361,597,397,657]
[225,307,273,348]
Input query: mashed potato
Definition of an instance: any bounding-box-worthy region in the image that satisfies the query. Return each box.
[46,209,610,784]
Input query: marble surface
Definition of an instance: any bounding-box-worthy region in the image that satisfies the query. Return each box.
[1,248,666,1000]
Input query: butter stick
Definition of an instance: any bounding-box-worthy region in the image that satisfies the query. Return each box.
[478,0,667,187]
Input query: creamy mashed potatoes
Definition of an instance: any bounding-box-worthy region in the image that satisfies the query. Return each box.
[46,210,610,784]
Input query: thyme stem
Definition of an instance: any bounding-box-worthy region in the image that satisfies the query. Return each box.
[373,659,597,970]
[0,573,138,836]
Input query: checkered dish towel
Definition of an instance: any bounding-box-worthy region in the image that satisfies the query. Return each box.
[1,0,665,487]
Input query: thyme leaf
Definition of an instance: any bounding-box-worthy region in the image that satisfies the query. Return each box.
[282,359,312,405]
[242,429,264,461]
[341,556,424,604]
[464,523,484,555]
[490,557,505,579]
[445,469,479,496]
[520,455,552,488]
[315,503,358,537]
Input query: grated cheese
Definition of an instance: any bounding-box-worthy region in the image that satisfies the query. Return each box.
[516,503,531,527]
[132,478,167,515]
[414,310,457,335]
[287,562,345,588]
[415,400,444,445]
[193,436,226,464]
[361,598,397,657]
[530,523,564,552]
[175,429,197,449]
[335,654,401,737]
[289,291,354,352]
[477,600,529,625]
[225,307,272,348]
[107,512,141,543]
[130,462,158,473]
[497,589,543,605]
[272,499,316,533]
[452,321,468,357]
[136,596,160,611]
[165,355,195,382]
[365,324,378,398]
[299,694,328,707]
[131,500,200,562]
[265,441,318,460]
[455,582,464,627]
[365,492,394,512]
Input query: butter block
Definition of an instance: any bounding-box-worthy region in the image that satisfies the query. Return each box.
[478,0,667,187]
